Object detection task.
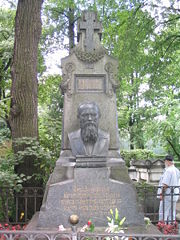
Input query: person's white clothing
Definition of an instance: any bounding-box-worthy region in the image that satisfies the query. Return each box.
[158,164,180,222]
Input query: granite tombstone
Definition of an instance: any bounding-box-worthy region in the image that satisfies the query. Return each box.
[37,10,144,229]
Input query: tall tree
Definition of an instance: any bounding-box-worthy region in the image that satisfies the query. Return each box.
[9,0,44,185]
[42,0,97,53]
[100,0,179,150]
[43,0,77,53]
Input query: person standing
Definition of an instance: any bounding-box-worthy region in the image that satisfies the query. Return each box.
[158,155,180,223]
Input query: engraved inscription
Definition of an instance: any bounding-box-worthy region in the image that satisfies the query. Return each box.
[78,78,103,90]
[75,75,106,93]
[60,185,121,216]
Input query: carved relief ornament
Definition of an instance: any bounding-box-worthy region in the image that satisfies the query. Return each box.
[60,62,75,97]
[104,62,119,97]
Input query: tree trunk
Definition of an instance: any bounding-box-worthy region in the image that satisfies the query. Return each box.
[9,0,43,185]
[9,0,44,221]
[129,115,134,150]
[68,7,75,52]
[129,73,135,150]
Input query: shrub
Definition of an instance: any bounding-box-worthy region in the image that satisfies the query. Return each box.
[120,149,165,167]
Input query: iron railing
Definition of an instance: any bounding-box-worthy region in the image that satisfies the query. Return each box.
[0,185,180,225]
[0,230,180,240]
[0,187,44,224]
[136,185,180,224]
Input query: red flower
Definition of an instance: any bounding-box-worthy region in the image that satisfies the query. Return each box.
[15,225,21,230]
[22,225,27,230]
[11,226,16,231]
[87,220,92,226]
[4,224,8,227]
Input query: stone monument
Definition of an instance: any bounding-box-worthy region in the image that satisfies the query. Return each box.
[37,10,144,228]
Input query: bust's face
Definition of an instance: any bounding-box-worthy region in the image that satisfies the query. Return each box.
[79,106,99,143]
[79,107,99,128]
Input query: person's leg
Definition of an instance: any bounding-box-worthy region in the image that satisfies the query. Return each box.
[165,200,177,223]
[159,200,169,222]
[159,200,163,221]
[172,201,177,222]
[164,199,171,223]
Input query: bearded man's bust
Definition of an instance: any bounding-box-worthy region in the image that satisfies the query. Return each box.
[68,102,110,156]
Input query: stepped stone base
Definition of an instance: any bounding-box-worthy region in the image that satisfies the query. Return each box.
[37,157,144,228]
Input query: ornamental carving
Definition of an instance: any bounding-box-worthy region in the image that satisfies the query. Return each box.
[73,46,106,63]
[104,62,119,97]
[60,62,75,97]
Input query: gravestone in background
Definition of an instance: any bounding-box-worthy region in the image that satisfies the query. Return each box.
[37,10,144,228]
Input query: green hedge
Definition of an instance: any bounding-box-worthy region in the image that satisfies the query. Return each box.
[120,149,165,167]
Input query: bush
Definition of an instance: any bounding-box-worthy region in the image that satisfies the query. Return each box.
[120,149,165,167]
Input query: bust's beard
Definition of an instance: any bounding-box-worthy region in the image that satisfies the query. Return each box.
[81,124,98,144]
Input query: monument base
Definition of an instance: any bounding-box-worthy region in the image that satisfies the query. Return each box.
[37,157,144,228]
[27,212,162,236]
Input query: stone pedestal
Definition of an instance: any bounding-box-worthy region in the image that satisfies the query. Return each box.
[37,158,144,228]
[36,10,145,230]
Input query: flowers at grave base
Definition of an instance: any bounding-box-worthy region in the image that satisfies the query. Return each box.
[80,219,95,233]
[156,221,178,235]
[0,223,24,231]
[105,209,128,240]
[58,225,66,231]
[105,219,128,240]
[87,220,94,232]
[105,219,119,233]
[11,226,16,231]
[80,224,88,232]
[106,208,126,231]
[0,223,26,240]
[144,217,151,228]
[87,220,91,227]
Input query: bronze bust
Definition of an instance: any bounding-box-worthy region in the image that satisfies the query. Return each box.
[68,102,109,156]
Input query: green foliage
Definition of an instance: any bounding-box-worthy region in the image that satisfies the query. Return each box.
[100,0,180,152]
[120,149,164,167]
[38,74,63,160]
[144,98,180,160]
[0,120,11,144]
[135,181,155,198]
[13,137,55,185]
[0,8,15,126]
[0,148,29,191]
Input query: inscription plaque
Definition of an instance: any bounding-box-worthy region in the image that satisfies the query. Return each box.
[75,74,106,93]
[60,185,121,216]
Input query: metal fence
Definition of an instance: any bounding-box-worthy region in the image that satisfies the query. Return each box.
[0,187,44,224]
[136,184,180,224]
[0,230,180,240]
[0,185,180,225]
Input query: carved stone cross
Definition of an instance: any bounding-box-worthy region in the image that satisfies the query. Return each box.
[79,11,102,52]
